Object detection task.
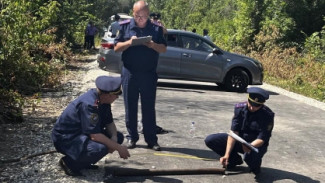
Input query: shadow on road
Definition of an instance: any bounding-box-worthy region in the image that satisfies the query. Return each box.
[157,81,280,96]
[255,167,321,183]
[157,81,222,93]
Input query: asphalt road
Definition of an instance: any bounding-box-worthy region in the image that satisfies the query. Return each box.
[87,58,325,183]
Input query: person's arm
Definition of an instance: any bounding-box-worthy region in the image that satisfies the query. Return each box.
[114,36,137,52]
[242,138,264,153]
[162,27,168,35]
[143,41,167,53]
[251,139,264,147]
[90,132,130,159]
[220,131,237,167]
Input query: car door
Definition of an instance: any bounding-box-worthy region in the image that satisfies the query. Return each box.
[179,35,224,81]
[157,33,181,77]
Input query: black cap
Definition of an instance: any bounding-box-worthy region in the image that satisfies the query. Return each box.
[95,76,122,95]
[150,12,160,19]
[247,87,269,106]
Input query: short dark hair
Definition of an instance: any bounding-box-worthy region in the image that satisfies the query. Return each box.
[114,14,120,21]
[150,12,161,20]
[203,29,208,35]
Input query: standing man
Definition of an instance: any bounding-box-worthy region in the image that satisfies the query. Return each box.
[205,87,275,176]
[52,76,130,176]
[110,14,120,38]
[86,21,98,49]
[114,0,167,151]
[203,29,211,41]
[83,22,91,49]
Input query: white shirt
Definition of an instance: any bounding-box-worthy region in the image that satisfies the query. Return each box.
[204,35,211,41]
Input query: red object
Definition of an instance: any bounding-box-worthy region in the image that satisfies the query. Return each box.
[101,42,114,49]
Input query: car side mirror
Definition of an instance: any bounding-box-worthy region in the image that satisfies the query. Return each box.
[213,48,223,55]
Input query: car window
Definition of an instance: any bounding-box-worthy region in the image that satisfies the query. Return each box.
[165,34,178,47]
[181,35,214,52]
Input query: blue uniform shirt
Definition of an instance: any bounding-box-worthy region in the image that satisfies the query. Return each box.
[51,89,113,160]
[231,102,275,146]
[114,18,167,72]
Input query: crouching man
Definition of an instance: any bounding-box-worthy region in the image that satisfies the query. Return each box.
[205,87,274,176]
[51,76,130,176]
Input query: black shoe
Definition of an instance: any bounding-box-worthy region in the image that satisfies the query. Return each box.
[59,158,83,176]
[85,164,99,170]
[250,167,261,175]
[156,126,169,134]
[148,143,161,151]
[223,157,243,170]
[126,140,136,149]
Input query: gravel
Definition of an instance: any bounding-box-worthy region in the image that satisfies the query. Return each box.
[1,53,324,183]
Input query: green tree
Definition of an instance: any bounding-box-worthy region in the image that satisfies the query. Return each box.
[0,0,62,123]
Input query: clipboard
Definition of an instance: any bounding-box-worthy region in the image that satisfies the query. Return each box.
[227,131,259,153]
[131,36,152,46]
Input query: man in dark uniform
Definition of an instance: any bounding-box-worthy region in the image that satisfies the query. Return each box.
[205,87,275,176]
[114,1,167,151]
[51,76,130,176]
[150,12,167,34]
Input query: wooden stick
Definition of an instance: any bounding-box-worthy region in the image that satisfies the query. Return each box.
[112,167,225,177]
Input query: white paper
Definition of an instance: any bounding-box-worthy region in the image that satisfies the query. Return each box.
[227,131,259,153]
[131,36,152,46]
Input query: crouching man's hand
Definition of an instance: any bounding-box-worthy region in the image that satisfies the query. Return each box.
[117,145,130,159]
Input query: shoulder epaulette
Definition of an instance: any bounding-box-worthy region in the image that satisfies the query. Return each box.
[235,102,247,108]
[119,19,131,25]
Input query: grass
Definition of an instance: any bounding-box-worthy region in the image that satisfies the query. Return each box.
[248,47,325,103]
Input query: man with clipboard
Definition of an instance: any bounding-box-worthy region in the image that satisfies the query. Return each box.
[205,87,275,176]
[114,1,167,151]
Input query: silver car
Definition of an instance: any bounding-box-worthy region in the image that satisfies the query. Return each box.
[97,29,263,92]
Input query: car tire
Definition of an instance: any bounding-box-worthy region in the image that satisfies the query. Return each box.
[224,68,249,92]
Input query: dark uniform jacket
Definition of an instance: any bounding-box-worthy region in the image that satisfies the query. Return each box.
[51,89,113,160]
[114,18,167,73]
[231,102,275,147]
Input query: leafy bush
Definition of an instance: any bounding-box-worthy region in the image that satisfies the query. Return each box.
[0,0,69,123]
[304,24,325,62]
[249,26,325,102]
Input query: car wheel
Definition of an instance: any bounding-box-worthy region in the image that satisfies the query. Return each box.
[224,69,249,92]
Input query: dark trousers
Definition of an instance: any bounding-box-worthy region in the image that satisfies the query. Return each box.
[87,35,95,49]
[83,35,90,49]
[60,131,124,172]
[121,67,158,146]
[204,133,267,170]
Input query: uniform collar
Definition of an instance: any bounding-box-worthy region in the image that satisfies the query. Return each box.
[93,89,100,107]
